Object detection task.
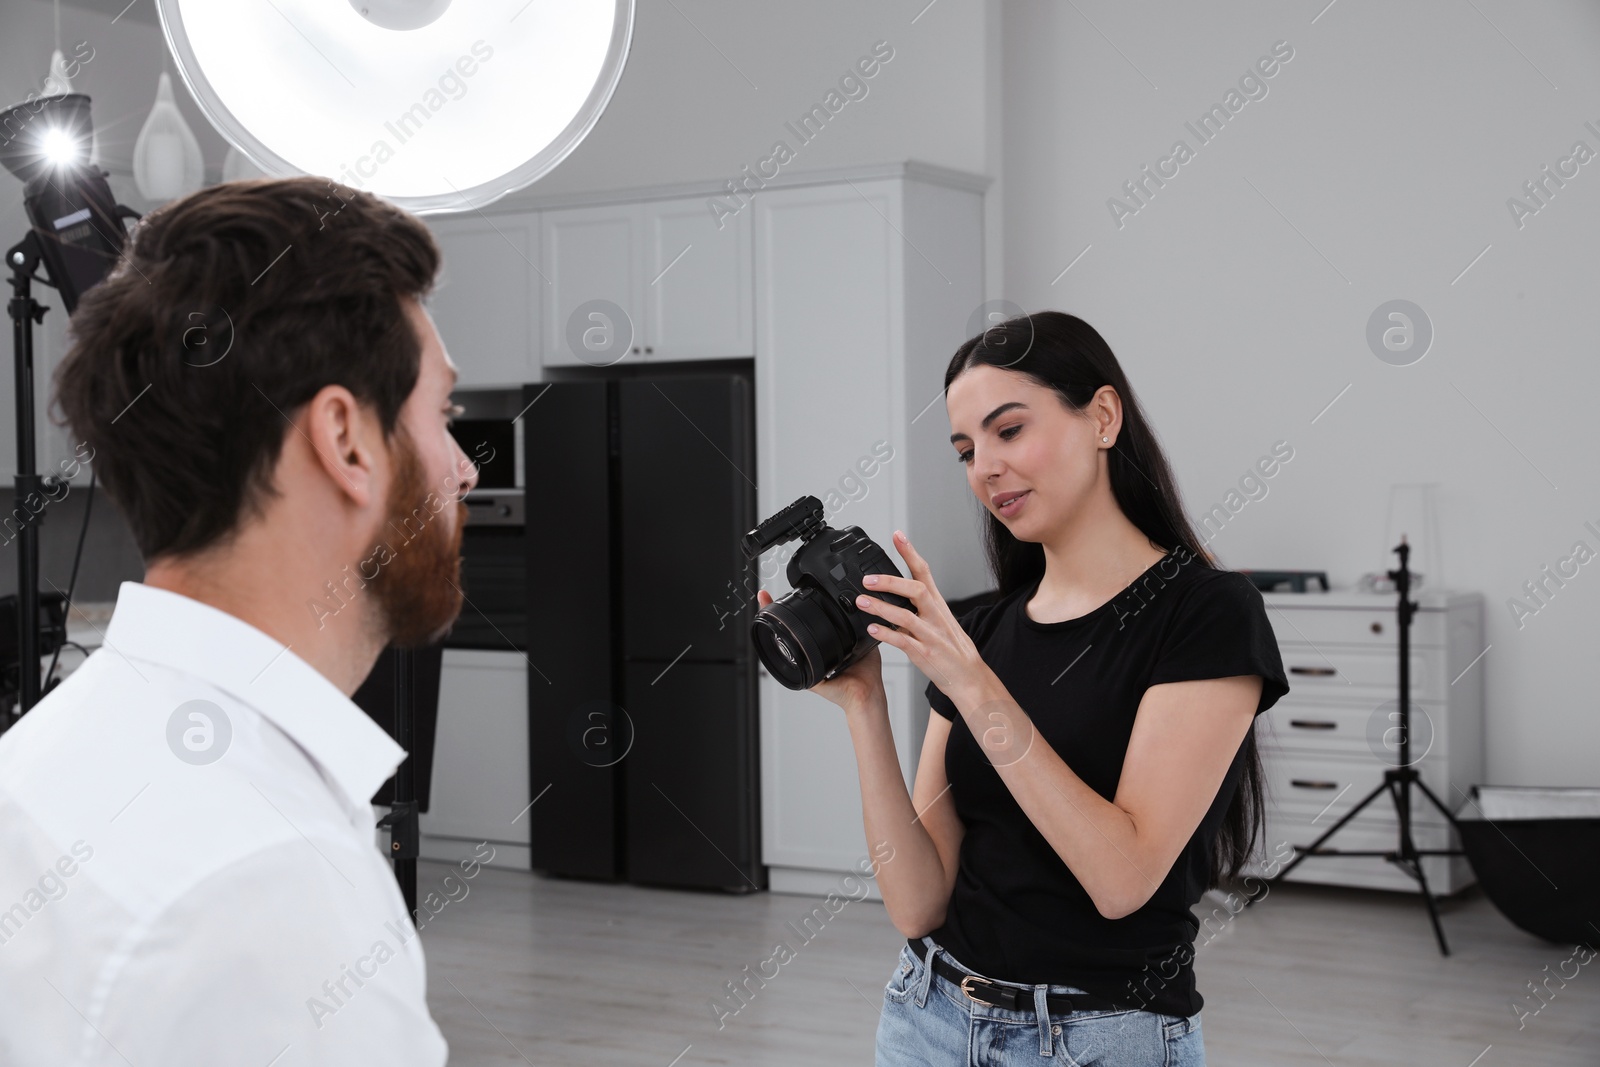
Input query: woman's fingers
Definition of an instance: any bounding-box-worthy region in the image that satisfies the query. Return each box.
[862,572,923,602]
[864,620,905,650]
[892,530,940,596]
[855,593,918,632]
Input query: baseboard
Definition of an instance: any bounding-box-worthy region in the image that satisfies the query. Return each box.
[767,864,884,902]
[419,833,531,872]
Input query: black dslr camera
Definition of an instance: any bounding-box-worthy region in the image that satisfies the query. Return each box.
[741,495,915,690]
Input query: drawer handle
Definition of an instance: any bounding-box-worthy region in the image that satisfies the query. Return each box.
[1289,666,1337,677]
[1288,719,1337,730]
[1290,779,1341,790]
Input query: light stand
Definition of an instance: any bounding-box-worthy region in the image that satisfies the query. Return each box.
[1248,537,1469,955]
[6,233,47,713]
[1,93,135,719]
[375,647,419,916]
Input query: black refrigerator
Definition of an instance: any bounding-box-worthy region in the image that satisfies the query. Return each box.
[523,374,764,892]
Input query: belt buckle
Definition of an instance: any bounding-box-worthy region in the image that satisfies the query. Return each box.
[958,974,996,1003]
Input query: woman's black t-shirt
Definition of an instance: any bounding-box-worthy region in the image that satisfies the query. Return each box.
[923,545,1289,1018]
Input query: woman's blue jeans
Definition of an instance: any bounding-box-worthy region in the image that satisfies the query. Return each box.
[875,937,1204,1066]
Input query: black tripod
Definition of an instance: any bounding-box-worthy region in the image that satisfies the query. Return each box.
[375,647,420,917]
[6,231,51,717]
[1249,537,1467,955]
[2,98,139,722]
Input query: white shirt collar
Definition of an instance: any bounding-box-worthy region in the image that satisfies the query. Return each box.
[101,581,407,818]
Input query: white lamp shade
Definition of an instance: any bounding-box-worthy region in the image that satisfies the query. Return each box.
[132,71,205,201]
[155,0,635,214]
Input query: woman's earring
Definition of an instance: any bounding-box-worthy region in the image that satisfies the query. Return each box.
[1101,436,1110,444]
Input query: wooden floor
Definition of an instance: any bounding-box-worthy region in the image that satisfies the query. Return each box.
[417,861,1599,1066]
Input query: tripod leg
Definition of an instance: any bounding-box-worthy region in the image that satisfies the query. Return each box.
[1270,778,1390,881]
[1244,777,1392,907]
[1388,775,1451,956]
[1406,830,1451,956]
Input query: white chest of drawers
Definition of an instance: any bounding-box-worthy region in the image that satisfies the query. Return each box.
[1243,588,1486,895]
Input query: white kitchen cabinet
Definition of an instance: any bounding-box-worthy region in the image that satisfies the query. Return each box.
[419,649,531,870]
[1244,588,1485,894]
[425,211,542,388]
[541,197,752,367]
[752,170,990,891]
[642,197,753,360]
[540,203,640,367]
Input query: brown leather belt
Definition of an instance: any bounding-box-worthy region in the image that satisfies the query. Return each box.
[907,938,1139,1014]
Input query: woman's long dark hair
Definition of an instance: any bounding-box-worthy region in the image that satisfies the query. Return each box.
[945,310,1264,888]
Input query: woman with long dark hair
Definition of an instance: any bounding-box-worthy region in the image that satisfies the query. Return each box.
[758,312,1288,1064]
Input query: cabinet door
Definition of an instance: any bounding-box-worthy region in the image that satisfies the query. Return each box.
[421,649,531,846]
[753,182,899,536]
[425,213,541,387]
[752,181,904,871]
[541,203,642,368]
[642,197,753,361]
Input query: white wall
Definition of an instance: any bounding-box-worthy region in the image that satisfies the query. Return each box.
[506,1,989,199]
[999,0,1600,787]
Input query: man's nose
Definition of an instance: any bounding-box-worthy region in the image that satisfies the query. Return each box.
[457,450,481,496]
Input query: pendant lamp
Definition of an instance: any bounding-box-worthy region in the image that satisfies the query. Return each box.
[44,49,73,94]
[154,0,635,214]
[131,68,205,201]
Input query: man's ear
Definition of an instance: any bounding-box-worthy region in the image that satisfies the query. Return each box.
[301,384,379,509]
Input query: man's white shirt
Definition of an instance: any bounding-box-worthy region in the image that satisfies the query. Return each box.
[0,581,449,1066]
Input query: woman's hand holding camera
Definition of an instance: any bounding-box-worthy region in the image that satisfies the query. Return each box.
[754,589,887,714]
[757,529,994,714]
[854,531,992,708]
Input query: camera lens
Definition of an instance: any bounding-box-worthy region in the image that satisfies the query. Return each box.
[772,635,799,668]
[751,585,854,690]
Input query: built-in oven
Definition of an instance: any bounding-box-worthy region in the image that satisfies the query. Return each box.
[445,487,526,650]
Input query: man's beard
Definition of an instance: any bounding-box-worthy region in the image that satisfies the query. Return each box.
[365,430,469,649]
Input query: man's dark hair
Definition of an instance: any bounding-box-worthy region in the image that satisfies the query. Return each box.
[53,176,440,561]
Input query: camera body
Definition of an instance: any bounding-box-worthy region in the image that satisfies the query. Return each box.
[741,495,915,691]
